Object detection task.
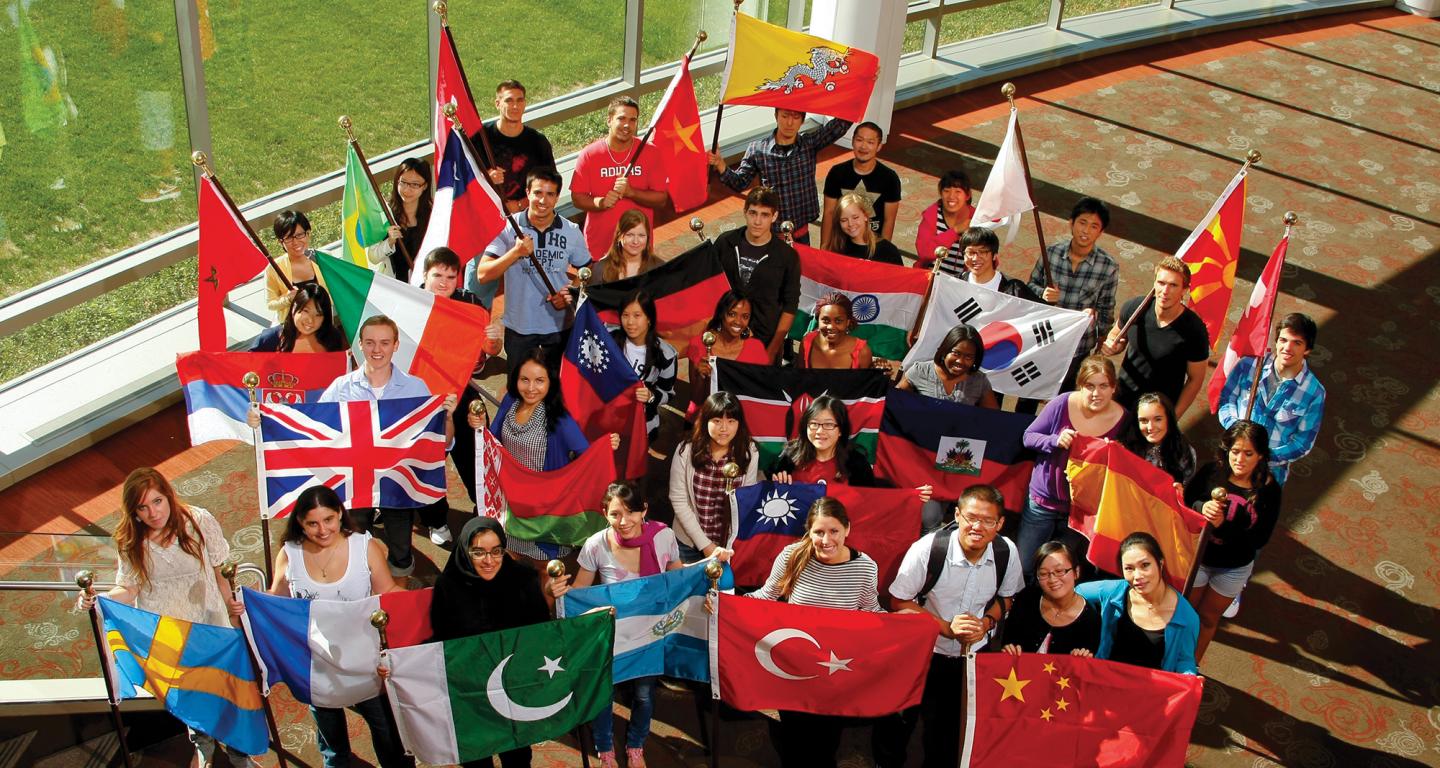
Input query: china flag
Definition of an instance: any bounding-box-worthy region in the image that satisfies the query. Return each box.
[647,52,708,212]
[964,654,1203,767]
[713,594,938,717]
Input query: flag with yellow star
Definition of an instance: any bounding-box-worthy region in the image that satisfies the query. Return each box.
[1174,166,1248,351]
[963,654,1203,767]
[646,51,708,212]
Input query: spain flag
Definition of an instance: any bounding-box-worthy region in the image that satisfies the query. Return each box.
[719,13,879,123]
[1176,168,1248,351]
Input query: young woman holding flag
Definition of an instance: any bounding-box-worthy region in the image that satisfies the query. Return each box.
[669,392,759,564]
[798,293,873,370]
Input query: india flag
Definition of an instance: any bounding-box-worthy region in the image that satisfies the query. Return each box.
[341,144,391,266]
[789,244,929,361]
[314,251,490,396]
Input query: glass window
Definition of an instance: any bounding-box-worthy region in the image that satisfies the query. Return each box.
[903,19,931,56]
[1063,0,1161,20]
[938,0,1050,47]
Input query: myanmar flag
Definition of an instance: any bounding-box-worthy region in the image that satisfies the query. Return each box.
[1065,436,1206,589]
[583,240,730,350]
[489,436,615,546]
[875,388,1035,511]
[720,13,879,123]
[341,144,390,267]
[712,359,888,470]
[789,244,929,361]
[1176,167,1247,351]
[314,251,489,396]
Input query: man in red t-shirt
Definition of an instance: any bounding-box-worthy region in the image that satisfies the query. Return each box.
[570,95,670,260]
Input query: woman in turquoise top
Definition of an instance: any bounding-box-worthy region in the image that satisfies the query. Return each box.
[1075,531,1199,675]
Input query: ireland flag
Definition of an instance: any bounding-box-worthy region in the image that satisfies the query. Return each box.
[788,244,929,360]
[385,611,614,764]
[341,144,390,266]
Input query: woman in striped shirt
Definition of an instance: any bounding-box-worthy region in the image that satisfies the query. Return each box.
[749,497,880,767]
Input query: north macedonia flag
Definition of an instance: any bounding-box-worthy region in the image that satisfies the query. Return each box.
[1176,169,1248,350]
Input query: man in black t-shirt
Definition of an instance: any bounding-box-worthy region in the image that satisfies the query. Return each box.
[820,121,904,245]
[1102,256,1210,413]
[474,80,556,214]
[714,188,800,362]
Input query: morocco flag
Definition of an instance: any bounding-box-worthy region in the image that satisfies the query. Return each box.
[1065,437,1206,589]
[1207,230,1288,412]
[720,13,880,123]
[788,244,929,361]
[1176,166,1247,350]
[713,594,937,717]
[433,24,484,169]
[647,52,708,212]
[488,436,614,546]
[713,359,888,469]
[964,653,1203,767]
[562,301,648,479]
[875,388,1035,510]
[314,251,490,396]
[197,174,270,351]
[583,240,730,350]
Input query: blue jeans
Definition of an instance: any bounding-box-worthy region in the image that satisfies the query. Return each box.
[592,676,657,752]
[677,541,707,565]
[188,728,249,766]
[312,695,414,768]
[1017,496,1069,582]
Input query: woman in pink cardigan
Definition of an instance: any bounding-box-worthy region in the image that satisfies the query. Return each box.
[914,169,974,270]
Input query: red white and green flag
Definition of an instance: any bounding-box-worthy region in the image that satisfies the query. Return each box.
[788,244,929,361]
[479,435,615,546]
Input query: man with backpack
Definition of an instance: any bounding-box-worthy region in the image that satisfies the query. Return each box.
[874,484,1025,768]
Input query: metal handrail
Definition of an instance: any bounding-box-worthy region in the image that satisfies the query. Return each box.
[0,580,117,592]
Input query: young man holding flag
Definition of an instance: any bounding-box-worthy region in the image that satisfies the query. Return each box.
[1101,256,1210,414]
[1218,313,1325,486]
[477,80,555,214]
[571,96,670,261]
[714,187,801,363]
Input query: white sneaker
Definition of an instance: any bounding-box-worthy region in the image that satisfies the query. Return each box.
[1223,594,1241,618]
[429,526,452,546]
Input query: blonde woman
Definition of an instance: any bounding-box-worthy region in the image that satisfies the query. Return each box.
[823,193,903,265]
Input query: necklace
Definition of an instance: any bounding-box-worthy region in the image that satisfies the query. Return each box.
[606,141,633,167]
[1041,593,1081,623]
[313,541,343,579]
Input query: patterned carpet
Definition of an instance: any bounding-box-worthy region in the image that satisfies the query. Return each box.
[2,8,1437,767]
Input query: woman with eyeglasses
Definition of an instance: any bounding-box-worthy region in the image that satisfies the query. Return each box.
[366,158,432,280]
[769,396,933,502]
[1000,540,1100,657]
[1075,531,1199,674]
[250,283,347,353]
[599,210,663,283]
[896,323,998,408]
[267,209,326,324]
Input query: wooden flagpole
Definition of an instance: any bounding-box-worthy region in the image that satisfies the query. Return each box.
[192,151,292,291]
[432,1,499,170]
[1000,83,1052,290]
[77,571,136,768]
[340,115,414,273]
[1243,210,1297,422]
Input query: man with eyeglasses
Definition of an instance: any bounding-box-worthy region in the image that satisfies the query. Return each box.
[942,226,1040,301]
[876,485,1023,768]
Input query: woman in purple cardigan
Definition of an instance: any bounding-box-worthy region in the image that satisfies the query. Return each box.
[1018,355,1130,581]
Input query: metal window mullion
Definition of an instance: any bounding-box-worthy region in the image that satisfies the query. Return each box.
[172,0,212,183]
[624,0,645,87]
[1048,0,1066,28]
[787,0,806,30]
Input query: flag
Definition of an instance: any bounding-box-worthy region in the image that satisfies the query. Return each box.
[789,244,930,360]
[1207,231,1288,412]
[314,250,490,396]
[712,593,937,717]
[341,144,391,267]
[875,388,1035,510]
[257,396,448,518]
[413,126,507,284]
[904,273,1090,399]
[713,359,888,469]
[719,13,880,123]
[97,597,268,756]
[1065,437,1206,589]
[1176,167,1248,350]
[963,653,1203,767]
[385,611,614,764]
[176,351,346,445]
[558,564,712,684]
[969,107,1035,245]
[475,426,505,518]
[729,482,922,592]
[197,175,270,352]
[562,301,648,478]
[434,24,484,168]
[584,240,730,349]
[493,437,615,546]
[240,587,434,708]
[647,52,708,213]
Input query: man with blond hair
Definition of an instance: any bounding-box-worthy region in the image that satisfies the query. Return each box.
[1101,256,1210,413]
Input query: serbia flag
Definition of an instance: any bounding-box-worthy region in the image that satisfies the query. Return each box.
[561,300,648,478]
[412,126,506,285]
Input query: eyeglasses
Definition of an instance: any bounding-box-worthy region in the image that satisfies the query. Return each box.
[957,511,999,530]
[397,179,427,190]
[806,421,840,433]
[1036,567,1075,581]
[961,248,993,258]
[280,230,311,243]
[468,547,507,561]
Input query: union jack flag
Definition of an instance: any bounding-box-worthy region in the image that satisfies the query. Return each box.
[258,396,448,518]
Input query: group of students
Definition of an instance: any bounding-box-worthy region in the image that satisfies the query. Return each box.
[81,77,1329,768]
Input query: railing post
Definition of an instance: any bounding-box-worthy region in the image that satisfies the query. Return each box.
[1048,0,1067,29]
[172,0,213,187]
[623,0,646,88]
[787,0,807,30]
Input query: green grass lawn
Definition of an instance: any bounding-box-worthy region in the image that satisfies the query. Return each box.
[0,0,1137,384]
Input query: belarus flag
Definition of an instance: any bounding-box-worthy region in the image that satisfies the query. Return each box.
[486,436,615,546]
[875,388,1035,511]
[412,125,506,285]
[176,350,346,446]
[314,251,490,396]
[240,587,434,708]
[561,301,648,478]
[788,244,929,361]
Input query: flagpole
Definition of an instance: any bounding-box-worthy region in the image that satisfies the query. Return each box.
[907,249,946,347]
[223,564,290,768]
[622,32,707,177]
[690,216,707,242]
[1243,210,1297,422]
[704,559,725,768]
[340,115,415,273]
[710,0,744,155]
[432,1,500,171]
[76,571,136,768]
[244,373,277,586]
[1000,83,1052,290]
[192,151,293,291]
[1113,288,1155,343]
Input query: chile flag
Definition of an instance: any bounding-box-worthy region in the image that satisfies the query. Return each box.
[412,125,506,285]
[561,301,648,478]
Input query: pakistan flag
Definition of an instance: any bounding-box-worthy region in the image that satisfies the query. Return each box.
[385,611,614,763]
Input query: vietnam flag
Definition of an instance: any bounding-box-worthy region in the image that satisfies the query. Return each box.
[789,244,929,361]
[583,240,730,350]
[433,24,484,169]
[875,388,1035,510]
[490,437,615,546]
[412,126,507,284]
[1207,230,1288,412]
[561,301,648,479]
[314,251,490,396]
[647,52,708,213]
[197,175,270,351]
[719,13,879,123]
[1176,166,1247,350]
[963,653,1203,767]
[1065,437,1206,589]
[713,593,938,717]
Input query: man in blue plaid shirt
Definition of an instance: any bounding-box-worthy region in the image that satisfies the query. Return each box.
[710,108,853,244]
[1217,312,1326,486]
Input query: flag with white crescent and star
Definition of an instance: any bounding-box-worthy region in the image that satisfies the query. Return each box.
[712,593,937,717]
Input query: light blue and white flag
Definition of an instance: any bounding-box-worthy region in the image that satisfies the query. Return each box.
[558,563,713,683]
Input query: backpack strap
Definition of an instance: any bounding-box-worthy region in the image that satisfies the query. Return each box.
[915,523,957,607]
[986,536,1013,639]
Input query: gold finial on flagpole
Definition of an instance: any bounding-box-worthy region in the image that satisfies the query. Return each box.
[433,1,449,27]
[1282,211,1298,234]
[780,221,794,245]
[577,267,593,301]
[242,372,260,405]
[339,115,357,143]
[76,570,94,594]
[1001,82,1016,107]
[219,562,238,596]
[704,559,724,590]
[547,560,567,579]
[191,150,213,178]
[702,331,716,359]
[371,609,391,650]
[722,462,741,494]
[690,217,706,241]
[1243,150,1262,169]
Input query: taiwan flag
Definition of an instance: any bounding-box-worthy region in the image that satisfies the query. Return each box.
[875,388,1035,510]
[412,125,506,285]
[561,301,648,478]
[582,240,730,350]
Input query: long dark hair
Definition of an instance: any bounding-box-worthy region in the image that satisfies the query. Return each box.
[283,486,356,544]
[686,392,753,471]
[279,284,346,352]
[776,497,849,600]
[610,290,662,383]
[506,346,567,433]
[1123,393,1192,483]
[777,395,855,482]
[388,158,433,228]
[1217,420,1274,500]
[934,323,984,372]
[705,289,753,339]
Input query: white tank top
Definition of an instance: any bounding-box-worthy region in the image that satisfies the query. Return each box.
[284,532,373,602]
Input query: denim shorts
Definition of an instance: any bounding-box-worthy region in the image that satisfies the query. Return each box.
[1193,560,1255,598]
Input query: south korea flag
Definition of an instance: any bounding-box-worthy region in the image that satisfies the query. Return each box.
[904,273,1090,399]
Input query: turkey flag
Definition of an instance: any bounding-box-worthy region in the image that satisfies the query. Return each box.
[712,594,938,717]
